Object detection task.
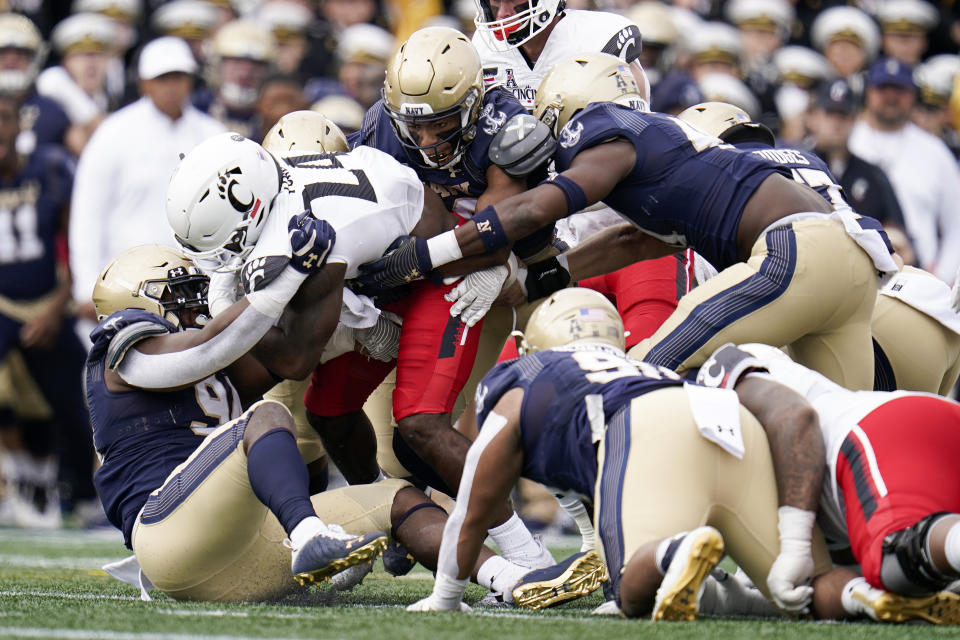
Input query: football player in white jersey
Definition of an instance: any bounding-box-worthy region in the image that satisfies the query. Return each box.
[165,129,571,588]
[697,342,960,624]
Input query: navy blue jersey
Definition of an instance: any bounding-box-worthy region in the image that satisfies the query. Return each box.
[0,144,75,299]
[553,103,790,269]
[475,344,683,498]
[21,92,70,147]
[737,141,847,210]
[352,87,526,212]
[85,310,242,547]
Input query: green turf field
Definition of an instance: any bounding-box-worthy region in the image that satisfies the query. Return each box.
[0,527,956,640]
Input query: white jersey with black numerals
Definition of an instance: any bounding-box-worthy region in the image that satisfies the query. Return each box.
[474,9,643,111]
[734,342,927,547]
[248,146,424,280]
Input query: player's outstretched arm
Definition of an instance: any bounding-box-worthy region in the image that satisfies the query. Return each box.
[409,388,525,612]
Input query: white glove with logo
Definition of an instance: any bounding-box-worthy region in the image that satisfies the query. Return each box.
[445,255,518,327]
[767,506,816,614]
[406,573,472,612]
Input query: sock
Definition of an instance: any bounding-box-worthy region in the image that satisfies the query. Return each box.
[944,522,960,574]
[477,555,528,597]
[555,492,595,551]
[247,428,316,537]
[488,512,551,566]
[654,532,687,575]
[289,516,326,550]
[841,576,884,619]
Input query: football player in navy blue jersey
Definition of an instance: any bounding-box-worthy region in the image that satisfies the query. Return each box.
[86,242,586,605]
[407,288,848,619]
[357,52,900,392]
[0,91,91,528]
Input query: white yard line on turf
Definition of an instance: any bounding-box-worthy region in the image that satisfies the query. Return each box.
[0,629,323,640]
[0,590,139,601]
[0,554,122,570]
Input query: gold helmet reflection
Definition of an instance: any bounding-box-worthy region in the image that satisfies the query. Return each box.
[522,288,625,352]
[262,110,349,154]
[383,26,483,169]
[93,244,209,328]
[533,52,647,137]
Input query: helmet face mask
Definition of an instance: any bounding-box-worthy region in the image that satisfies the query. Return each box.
[93,245,210,329]
[383,26,484,170]
[384,88,480,168]
[166,132,282,273]
[473,0,565,52]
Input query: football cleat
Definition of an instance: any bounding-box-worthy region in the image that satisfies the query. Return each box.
[290,525,387,587]
[855,590,960,625]
[653,526,725,621]
[511,550,608,610]
[329,560,374,592]
[382,540,416,577]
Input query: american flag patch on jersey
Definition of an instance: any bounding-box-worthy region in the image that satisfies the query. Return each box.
[580,308,607,322]
[483,67,497,84]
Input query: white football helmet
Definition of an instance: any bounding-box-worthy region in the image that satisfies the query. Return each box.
[0,13,46,94]
[166,132,282,272]
[262,110,349,155]
[473,0,565,52]
[521,288,625,352]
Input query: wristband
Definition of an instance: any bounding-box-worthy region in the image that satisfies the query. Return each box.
[540,174,588,215]
[778,505,816,554]
[245,265,307,318]
[432,571,469,609]
[472,205,510,253]
[426,230,463,269]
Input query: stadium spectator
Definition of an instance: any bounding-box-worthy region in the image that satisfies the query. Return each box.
[810,6,880,99]
[849,57,960,283]
[806,77,912,262]
[68,36,225,323]
[876,0,939,66]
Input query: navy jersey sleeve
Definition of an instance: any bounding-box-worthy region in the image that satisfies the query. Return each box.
[474,357,528,428]
[554,103,649,172]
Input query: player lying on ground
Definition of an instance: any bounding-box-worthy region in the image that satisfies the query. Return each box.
[88,244,596,606]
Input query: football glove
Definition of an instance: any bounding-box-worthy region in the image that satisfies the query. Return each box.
[288,212,335,274]
[356,311,403,362]
[356,236,433,292]
[767,506,816,614]
[446,264,510,327]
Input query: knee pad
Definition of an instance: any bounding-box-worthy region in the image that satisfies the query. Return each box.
[880,511,953,596]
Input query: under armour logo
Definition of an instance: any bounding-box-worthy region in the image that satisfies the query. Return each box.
[302,253,319,269]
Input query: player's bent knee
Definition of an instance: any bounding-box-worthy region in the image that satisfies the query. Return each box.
[396,413,447,444]
[243,401,295,449]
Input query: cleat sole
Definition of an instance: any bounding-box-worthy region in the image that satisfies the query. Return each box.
[512,550,609,610]
[653,528,725,622]
[863,590,960,625]
[293,535,388,587]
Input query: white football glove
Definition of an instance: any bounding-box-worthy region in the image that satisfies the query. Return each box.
[406,594,473,613]
[445,255,518,327]
[951,265,960,313]
[767,506,816,614]
[406,573,472,612]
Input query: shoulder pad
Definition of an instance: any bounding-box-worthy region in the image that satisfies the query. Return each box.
[88,310,175,369]
[695,343,767,390]
[488,113,557,178]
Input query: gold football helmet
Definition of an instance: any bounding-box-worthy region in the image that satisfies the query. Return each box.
[383,26,483,169]
[533,52,646,136]
[678,101,775,146]
[93,245,209,328]
[261,110,349,154]
[521,288,625,352]
[0,13,46,94]
[206,19,276,110]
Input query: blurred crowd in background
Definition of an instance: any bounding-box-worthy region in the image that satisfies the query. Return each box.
[1,0,960,533]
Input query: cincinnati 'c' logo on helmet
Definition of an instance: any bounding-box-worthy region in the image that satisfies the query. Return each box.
[217,167,254,212]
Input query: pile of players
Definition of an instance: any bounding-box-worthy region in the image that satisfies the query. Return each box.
[86,0,960,625]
